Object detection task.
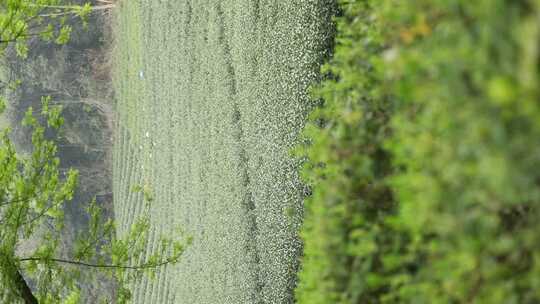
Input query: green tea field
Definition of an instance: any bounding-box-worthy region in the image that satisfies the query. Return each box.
[112,1,334,303]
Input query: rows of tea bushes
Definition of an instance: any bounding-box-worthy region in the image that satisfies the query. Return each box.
[296,0,540,303]
[113,1,336,303]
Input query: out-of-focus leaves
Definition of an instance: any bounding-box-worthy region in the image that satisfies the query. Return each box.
[297,0,540,303]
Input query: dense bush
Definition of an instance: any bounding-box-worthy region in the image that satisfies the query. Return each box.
[296,0,540,303]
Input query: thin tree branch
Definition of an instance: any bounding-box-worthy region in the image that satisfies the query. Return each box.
[0,29,54,44]
[19,197,64,226]
[0,10,16,40]
[19,257,175,270]
[74,218,114,262]
[0,165,46,208]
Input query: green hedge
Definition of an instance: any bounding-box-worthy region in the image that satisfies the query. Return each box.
[296,0,540,303]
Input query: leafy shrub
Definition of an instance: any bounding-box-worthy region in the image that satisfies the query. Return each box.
[295,1,404,303]
[297,0,540,303]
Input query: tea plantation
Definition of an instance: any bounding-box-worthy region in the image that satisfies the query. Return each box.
[112,1,334,303]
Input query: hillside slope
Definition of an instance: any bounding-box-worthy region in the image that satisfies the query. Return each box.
[112,1,335,303]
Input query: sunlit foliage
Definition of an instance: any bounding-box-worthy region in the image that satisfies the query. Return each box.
[0,0,93,57]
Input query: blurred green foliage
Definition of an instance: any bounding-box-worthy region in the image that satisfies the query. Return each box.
[296,0,540,303]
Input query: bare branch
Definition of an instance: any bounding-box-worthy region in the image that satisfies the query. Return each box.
[19,256,175,270]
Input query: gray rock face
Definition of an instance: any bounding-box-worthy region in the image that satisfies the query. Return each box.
[1,4,115,300]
